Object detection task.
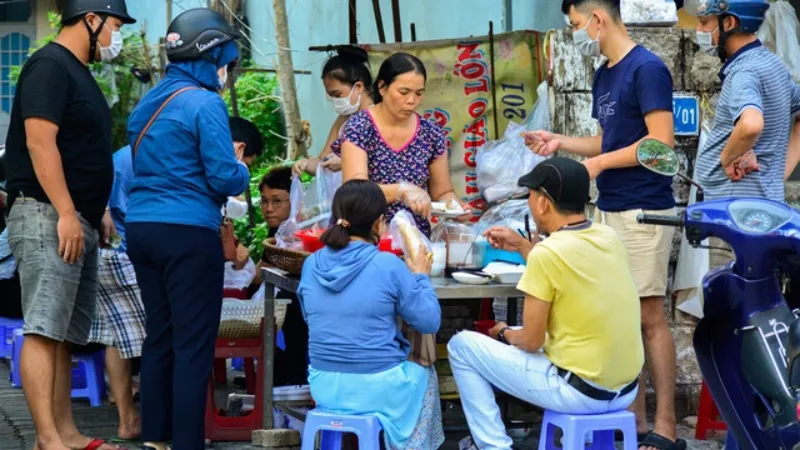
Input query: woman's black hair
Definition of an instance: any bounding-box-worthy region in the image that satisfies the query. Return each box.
[372,52,427,104]
[320,179,387,251]
[322,46,372,92]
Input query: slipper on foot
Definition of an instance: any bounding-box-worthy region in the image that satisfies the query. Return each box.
[639,432,687,450]
[77,439,120,450]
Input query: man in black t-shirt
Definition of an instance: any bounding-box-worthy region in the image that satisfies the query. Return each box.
[3,1,134,449]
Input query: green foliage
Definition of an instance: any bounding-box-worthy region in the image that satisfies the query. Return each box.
[223,67,296,257]
[222,71,286,163]
[9,11,151,150]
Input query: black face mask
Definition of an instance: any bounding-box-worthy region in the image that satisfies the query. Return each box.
[715,15,738,63]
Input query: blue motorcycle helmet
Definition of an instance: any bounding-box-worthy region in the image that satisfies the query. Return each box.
[696,0,769,33]
[695,0,769,60]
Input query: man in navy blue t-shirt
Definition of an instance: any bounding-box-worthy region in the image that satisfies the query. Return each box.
[524,1,681,449]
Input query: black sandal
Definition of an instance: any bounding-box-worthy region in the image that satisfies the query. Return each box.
[638,432,687,450]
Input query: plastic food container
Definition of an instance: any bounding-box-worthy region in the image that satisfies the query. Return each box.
[295,230,402,256]
[475,240,527,266]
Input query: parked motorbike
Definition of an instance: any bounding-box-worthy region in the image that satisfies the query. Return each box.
[634,139,800,450]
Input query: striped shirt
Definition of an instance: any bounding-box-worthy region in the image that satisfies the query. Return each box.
[696,41,800,202]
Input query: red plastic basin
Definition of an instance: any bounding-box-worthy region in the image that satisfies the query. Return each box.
[295,230,403,256]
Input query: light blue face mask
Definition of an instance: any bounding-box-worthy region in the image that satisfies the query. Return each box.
[573,16,601,58]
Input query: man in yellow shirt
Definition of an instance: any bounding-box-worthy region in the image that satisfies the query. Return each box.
[448,158,644,450]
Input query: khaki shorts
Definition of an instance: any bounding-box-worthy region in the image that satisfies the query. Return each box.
[594,208,675,298]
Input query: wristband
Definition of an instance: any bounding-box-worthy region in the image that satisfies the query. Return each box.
[498,327,510,344]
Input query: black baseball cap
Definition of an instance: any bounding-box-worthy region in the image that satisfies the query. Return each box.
[518,157,590,211]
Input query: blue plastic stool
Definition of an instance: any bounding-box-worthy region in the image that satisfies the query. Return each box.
[70,351,105,407]
[301,409,382,450]
[539,409,637,450]
[9,331,106,407]
[9,329,23,386]
[0,317,24,359]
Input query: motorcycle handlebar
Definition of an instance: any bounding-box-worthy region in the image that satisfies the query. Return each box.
[636,213,684,227]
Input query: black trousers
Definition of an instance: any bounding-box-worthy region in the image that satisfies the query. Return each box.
[127,222,223,450]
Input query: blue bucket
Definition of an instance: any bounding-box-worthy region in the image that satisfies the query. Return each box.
[476,241,526,266]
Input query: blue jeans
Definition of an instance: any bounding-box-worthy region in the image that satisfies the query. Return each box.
[6,197,99,344]
[127,222,223,450]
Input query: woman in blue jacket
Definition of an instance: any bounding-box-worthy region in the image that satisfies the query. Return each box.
[298,179,445,449]
[124,9,249,450]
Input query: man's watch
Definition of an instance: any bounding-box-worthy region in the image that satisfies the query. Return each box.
[497,327,510,344]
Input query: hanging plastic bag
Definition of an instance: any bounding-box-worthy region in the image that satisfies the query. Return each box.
[389,210,432,260]
[757,0,800,84]
[521,81,551,132]
[476,82,549,204]
[275,169,342,250]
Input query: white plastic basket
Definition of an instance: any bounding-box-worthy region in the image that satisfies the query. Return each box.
[218,298,291,339]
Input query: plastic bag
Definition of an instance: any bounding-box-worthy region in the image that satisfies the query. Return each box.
[389,210,432,260]
[476,83,549,204]
[622,0,678,25]
[521,81,551,132]
[224,258,256,290]
[275,168,342,250]
[757,0,800,84]
[473,199,534,237]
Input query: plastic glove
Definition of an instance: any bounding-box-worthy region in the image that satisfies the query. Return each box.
[398,182,432,218]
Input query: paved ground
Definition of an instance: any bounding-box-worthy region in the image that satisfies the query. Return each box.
[0,360,726,449]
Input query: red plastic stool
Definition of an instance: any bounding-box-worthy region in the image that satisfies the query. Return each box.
[205,325,265,442]
[213,288,256,390]
[695,381,727,440]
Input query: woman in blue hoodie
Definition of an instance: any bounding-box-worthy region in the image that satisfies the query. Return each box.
[298,179,444,449]
[123,9,249,450]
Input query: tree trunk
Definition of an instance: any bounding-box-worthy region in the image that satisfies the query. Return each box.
[272,0,308,160]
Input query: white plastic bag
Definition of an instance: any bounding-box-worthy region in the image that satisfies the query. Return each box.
[757,0,800,84]
[622,0,678,25]
[476,126,548,204]
[275,168,342,249]
[476,82,549,203]
[224,258,256,290]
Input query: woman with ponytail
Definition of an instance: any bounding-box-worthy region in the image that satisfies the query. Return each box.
[293,46,373,176]
[298,179,445,450]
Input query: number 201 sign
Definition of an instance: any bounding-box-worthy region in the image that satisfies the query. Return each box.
[673,94,700,137]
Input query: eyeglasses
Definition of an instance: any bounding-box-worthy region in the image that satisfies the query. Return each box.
[261,197,289,209]
[538,187,556,204]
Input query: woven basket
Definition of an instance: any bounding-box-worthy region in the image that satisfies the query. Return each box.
[218,299,290,339]
[262,238,309,276]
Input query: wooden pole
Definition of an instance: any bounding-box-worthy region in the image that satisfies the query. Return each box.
[371,0,386,44]
[488,21,500,139]
[391,0,402,42]
[273,0,307,160]
[166,0,172,26]
[349,0,358,44]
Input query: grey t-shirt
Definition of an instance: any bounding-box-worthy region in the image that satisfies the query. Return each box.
[695,42,800,202]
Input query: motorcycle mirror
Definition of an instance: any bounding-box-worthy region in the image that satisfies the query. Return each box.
[636,139,680,177]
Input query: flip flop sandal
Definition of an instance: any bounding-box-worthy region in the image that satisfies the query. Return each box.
[77,439,120,450]
[639,432,688,450]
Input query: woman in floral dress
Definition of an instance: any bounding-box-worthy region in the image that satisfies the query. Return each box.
[334,52,471,237]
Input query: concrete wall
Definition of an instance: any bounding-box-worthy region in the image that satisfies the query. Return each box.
[550,27,714,417]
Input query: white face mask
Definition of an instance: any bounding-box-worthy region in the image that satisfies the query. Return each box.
[327,84,361,116]
[696,28,719,56]
[99,25,123,62]
[574,16,601,58]
[218,66,228,90]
